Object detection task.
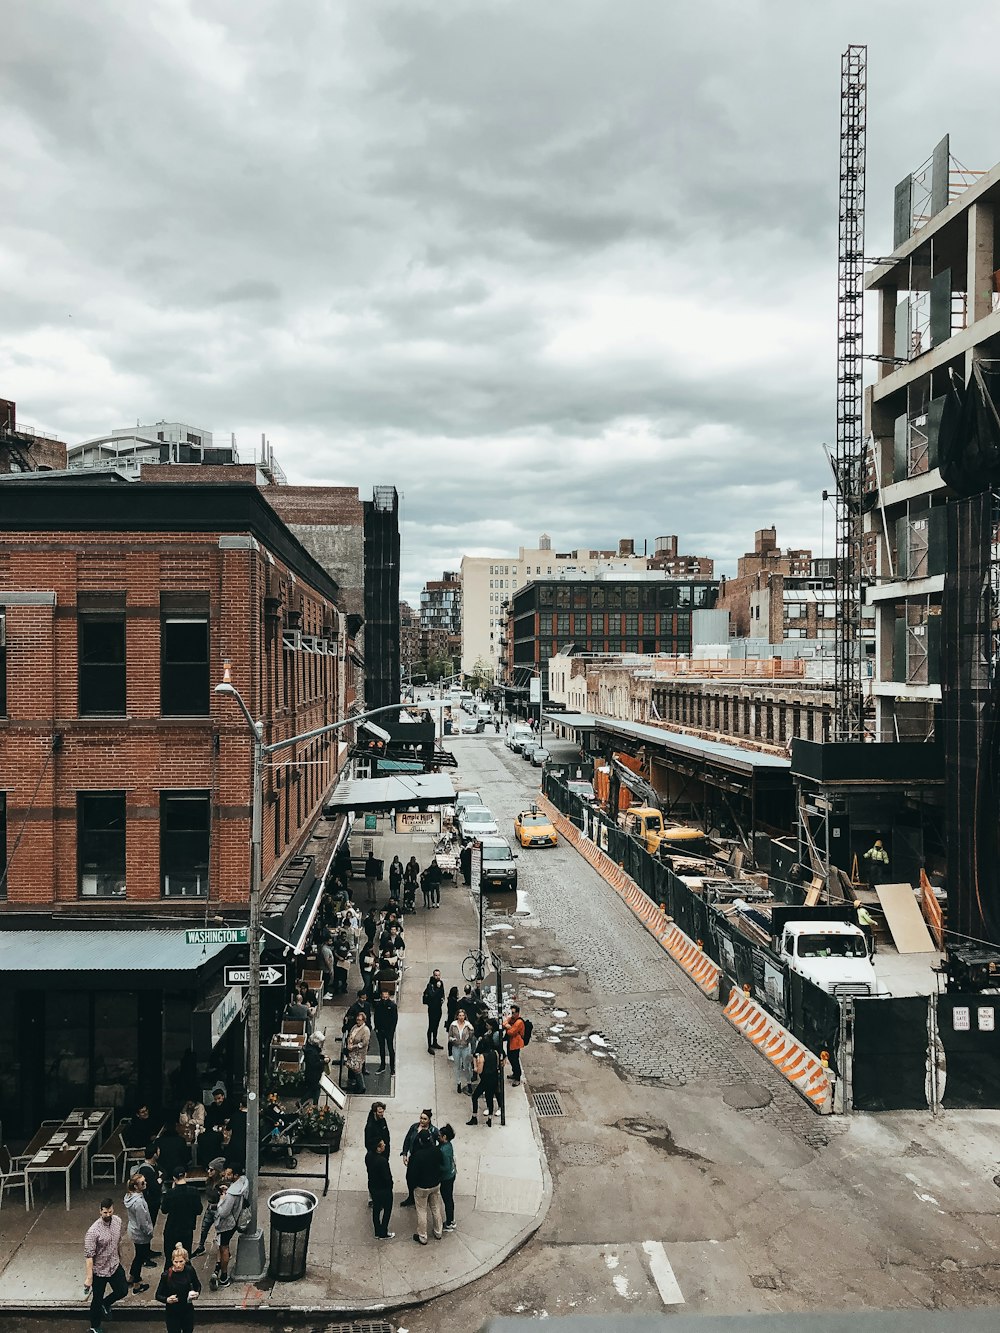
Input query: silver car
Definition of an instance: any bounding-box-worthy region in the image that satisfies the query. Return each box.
[457,806,499,840]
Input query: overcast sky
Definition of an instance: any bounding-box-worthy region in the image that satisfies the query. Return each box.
[3,2,999,603]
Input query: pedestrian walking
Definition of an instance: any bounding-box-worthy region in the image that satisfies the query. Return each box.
[438,1125,457,1231]
[136,1144,163,1252]
[503,1004,526,1087]
[365,852,379,904]
[190,1158,226,1258]
[460,843,472,886]
[320,933,336,999]
[374,988,398,1074]
[400,1109,437,1207]
[423,968,446,1054]
[154,1245,201,1332]
[404,855,420,898]
[446,986,460,1054]
[160,1167,202,1260]
[346,1009,371,1093]
[333,930,352,995]
[123,1173,153,1295]
[467,1035,501,1126]
[83,1197,129,1333]
[409,1129,445,1244]
[359,942,377,997]
[210,1164,248,1290]
[426,859,442,907]
[420,867,434,910]
[366,1136,395,1240]
[449,1008,476,1094]
[389,856,403,905]
[362,906,379,953]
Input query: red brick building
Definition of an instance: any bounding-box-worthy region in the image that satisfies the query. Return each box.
[0,474,356,1129]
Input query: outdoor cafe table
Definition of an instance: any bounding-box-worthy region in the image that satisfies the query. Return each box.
[22,1130,88,1210]
[64,1107,112,1146]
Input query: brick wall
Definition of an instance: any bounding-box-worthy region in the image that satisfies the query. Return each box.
[0,528,350,912]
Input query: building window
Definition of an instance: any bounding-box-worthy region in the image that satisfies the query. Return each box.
[592,612,605,634]
[78,792,126,897]
[161,792,210,897]
[161,594,210,716]
[786,627,806,639]
[625,586,639,608]
[816,628,836,640]
[78,595,127,716]
[624,614,638,635]
[786,602,806,619]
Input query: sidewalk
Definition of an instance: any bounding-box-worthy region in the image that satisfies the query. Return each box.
[0,820,551,1317]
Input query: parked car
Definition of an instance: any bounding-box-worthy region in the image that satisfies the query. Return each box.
[514,809,558,848]
[520,737,537,759]
[455,791,483,818]
[507,725,533,752]
[566,779,596,803]
[530,747,549,767]
[479,836,518,891]
[457,806,500,840]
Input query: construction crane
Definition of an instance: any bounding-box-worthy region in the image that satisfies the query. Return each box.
[833,44,867,740]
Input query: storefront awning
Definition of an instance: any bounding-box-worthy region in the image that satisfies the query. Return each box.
[0,929,230,973]
[323,773,455,813]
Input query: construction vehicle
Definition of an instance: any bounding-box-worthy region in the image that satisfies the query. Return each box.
[619,806,711,859]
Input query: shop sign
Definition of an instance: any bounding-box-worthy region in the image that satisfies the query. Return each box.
[208,987,243,1048]
[394,810,442,836]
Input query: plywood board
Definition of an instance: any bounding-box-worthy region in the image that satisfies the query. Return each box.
[876,882,935,954]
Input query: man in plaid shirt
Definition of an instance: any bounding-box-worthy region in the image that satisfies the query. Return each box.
[83,1198,128,1332]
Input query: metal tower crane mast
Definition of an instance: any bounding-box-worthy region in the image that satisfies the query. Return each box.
[834,44,867,740]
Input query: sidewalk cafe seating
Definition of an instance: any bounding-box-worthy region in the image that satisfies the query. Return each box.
[91,1130,127,1184]
[0,1145,33,1211]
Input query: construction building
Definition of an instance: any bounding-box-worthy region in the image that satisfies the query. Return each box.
[863,132,1000,945]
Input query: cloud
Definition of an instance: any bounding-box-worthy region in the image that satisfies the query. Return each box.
[1,0,998,605]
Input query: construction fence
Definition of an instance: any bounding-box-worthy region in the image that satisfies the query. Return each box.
[543,770,1000,1112]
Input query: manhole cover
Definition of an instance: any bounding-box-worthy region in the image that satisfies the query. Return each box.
[723,1083,773,1111]
[750,1274,780,1290]
[534,1092,564,1117]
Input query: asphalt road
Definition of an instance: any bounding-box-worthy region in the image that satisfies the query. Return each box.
[15,728,1000,1331]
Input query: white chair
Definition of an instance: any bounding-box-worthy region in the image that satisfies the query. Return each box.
[90,1131,125,1184]
[0,1146,33,1211]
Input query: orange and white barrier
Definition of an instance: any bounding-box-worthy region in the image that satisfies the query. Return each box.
[722,988,833,1115]
[538,795,720,1001]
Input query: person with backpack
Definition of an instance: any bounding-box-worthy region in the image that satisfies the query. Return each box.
[422,969,445,1054]
[467,1034,500,1126]
[502,1004,529,1087]
[210,1164,248,1290]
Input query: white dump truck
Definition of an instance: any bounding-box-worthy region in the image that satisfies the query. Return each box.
[778,919,877,998]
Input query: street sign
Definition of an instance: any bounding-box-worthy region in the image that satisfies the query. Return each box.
[186,927,248,945]
[471,841,483,895]
[223,964,286,987]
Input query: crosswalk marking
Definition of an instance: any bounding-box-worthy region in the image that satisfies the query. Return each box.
[642,1239,685,1305]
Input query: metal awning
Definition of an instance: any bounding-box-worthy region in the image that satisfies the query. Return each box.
[323,773,455,813]
[544,711,597,728]
[0,929,230,973]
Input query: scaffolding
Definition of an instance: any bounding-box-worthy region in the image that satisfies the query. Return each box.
[834,44,867,740]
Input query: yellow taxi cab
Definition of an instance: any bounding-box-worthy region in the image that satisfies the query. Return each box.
[514,808,558,848]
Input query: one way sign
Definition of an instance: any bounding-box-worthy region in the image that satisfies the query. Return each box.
[224,964,286,988]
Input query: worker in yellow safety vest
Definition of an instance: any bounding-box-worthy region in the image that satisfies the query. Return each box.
[863,839,889,886]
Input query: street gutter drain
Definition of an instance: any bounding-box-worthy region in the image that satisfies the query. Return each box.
[324,1323,395,1333]
[534,1092,565,1117]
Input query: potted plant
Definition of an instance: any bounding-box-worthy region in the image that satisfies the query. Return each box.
[267,1067,306,1098]
[299,1103,345,1153]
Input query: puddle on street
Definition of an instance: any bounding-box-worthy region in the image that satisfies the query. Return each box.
[552,1009,568,1019]
[589,1033,610,1048]
[526,988,556,998]
[515,889,532,915]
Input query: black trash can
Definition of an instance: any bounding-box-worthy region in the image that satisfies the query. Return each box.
[267,1189,318,1281]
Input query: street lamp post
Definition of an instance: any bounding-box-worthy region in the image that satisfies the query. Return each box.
[214,665,444,1279]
